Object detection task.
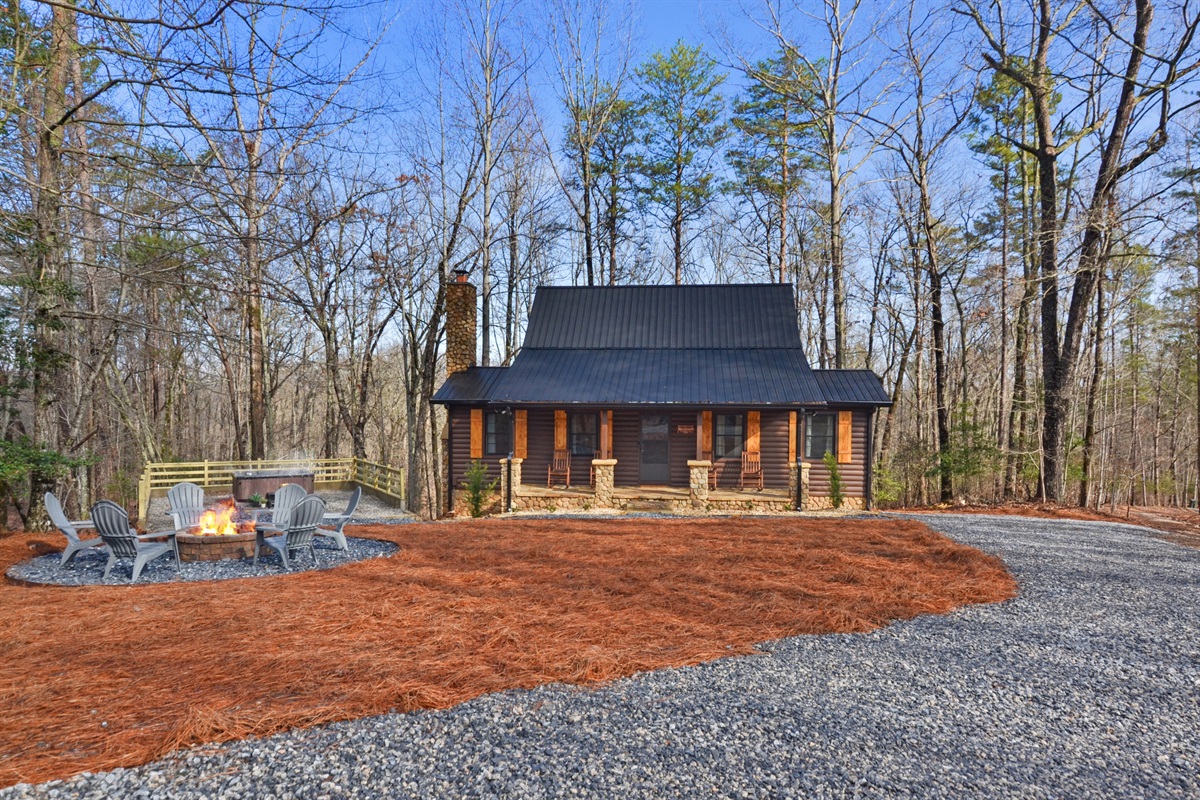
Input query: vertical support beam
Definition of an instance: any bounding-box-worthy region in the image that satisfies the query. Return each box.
[701,411,713,456]
[746,411,761,453]
[599,409,610,459]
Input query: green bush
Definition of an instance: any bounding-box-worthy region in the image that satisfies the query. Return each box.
[823,451,845,509]
[872,464,904,505]
[461,459,498,518]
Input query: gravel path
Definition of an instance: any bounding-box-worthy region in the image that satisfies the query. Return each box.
[4,514,1198,798]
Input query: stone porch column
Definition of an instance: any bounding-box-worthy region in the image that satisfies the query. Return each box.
[499,458,522,512]
[592,459,617,507]
[799,461,811,510]
[688,460,711,507]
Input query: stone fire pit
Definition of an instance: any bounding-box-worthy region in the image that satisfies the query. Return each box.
[176,524,258,562]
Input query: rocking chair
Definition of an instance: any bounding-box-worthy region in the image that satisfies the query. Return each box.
[740,451,763,491]
[548,450,571,488]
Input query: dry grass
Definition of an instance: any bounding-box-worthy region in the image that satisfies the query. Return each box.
[0,517,1016,787]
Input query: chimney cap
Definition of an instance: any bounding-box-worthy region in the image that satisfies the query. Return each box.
[452,269,471,284]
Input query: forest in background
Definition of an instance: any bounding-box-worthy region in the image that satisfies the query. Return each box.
[2,0,1199,524]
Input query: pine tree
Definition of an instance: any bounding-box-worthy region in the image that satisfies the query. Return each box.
[635,41,727,284]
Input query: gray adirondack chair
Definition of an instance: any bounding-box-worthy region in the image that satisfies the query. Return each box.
[257,483,308,535]
[91,500,180,583]
[316,486,360,551]
[167,482,206,530]
[45,492,103,567]
[255,495,326,569]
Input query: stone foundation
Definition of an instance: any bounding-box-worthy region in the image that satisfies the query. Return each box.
[804,495,866,511]
[450,488,503,517]
[457,453,860,516]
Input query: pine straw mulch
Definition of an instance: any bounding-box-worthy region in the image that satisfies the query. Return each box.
[0,517,1016,788]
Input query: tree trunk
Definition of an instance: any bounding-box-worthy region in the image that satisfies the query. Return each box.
[1079,270,1105,506]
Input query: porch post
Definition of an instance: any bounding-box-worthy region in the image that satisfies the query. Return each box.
[799,462,811,510]
[688,459,711,508]
[599,409,610,459]
[500,458,523,512]
[592,459,617,507]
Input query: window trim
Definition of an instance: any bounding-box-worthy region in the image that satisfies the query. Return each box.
[569,412,600,457]
[805,411,838,460]
[714,413,744,459]
[485,411,512,456]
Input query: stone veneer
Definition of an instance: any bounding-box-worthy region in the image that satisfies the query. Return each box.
[592,459,616,505]
[804,495,866,511]
[445,277,477,375]
[454,456,850,515]
[687,460,711,507]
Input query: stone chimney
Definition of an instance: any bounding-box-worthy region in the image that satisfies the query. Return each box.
[445,269,477,375]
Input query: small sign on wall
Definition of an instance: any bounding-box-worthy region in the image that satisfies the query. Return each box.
[676,424,695,435]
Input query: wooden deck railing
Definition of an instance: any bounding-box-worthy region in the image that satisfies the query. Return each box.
[137,457,405,521]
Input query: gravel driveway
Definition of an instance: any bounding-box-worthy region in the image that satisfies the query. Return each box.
[4,514,1197,799]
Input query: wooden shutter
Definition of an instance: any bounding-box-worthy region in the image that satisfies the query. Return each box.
[837,411,853,463]
[554,410,567,451]
[514,410,528,459]
[701,411,713,456]
[788,411,797,463]
[746,411,760,454]
[470,409,483,459]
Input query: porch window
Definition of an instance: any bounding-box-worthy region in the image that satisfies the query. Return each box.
[485,411,512,455]
[715,414,744,458]
[570,413,599,456]
[805,412,837,460]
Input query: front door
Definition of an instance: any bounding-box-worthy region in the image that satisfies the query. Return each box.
[640,414,670,484]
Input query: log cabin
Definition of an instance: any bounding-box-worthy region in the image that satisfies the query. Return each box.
[432,273,891,514]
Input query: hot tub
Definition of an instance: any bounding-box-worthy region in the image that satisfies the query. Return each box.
[230,469,315,501]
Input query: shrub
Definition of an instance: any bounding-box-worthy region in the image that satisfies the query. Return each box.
[823,451,845,509]
[461,460,498,518]
[872,465,904,506]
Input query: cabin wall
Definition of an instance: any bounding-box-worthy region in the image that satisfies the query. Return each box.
[451,405,872,500]
[805,409,869,498]
[448,406,504,488]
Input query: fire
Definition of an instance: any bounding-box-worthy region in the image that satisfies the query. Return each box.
[196,500,252,536]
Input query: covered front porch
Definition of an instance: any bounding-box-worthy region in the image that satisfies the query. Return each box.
[498,456,806,513]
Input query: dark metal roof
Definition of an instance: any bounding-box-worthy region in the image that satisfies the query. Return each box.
[431,367,507,403]
[521,284,803,349]
[487,348,823,405]
[431,284,891,408]
[812,369,892,406]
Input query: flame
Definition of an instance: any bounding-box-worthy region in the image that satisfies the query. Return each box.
[196,500,253,536]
